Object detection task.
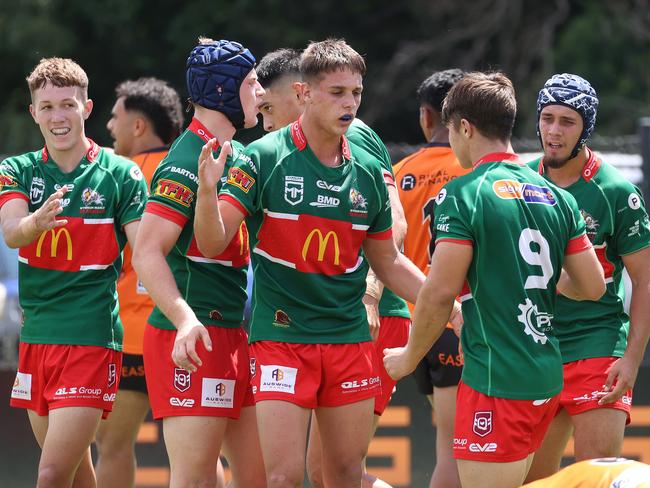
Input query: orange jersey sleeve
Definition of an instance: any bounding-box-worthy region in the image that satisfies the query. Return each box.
[118,149,167,355]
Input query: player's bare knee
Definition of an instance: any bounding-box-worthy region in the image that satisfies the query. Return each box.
[266,468,304,488]
[325,459,363,485]
[37,463,73,488]
[306,464,324,488]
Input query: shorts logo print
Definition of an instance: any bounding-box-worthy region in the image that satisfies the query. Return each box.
[174,368,191,392]
[473,411,493,437]
[260,365,298,394]
[107,363,116,388]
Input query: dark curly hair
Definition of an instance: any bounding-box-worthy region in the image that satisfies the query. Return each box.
[417,69,466,113]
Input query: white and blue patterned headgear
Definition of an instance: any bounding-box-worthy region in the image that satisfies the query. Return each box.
[536,73,599,159]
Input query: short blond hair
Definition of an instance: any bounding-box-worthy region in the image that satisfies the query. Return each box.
[26,57,88,99]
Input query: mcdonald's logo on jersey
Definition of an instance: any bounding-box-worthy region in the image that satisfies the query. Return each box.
[155,179,194,207]
[36,228,72,261]
[227,167,255,193]
[302,229,340,265]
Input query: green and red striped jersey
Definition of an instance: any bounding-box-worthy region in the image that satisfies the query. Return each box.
[0,140,147,350]
[220,119,393,344]
[435,153,589,399]
[145,118,249,331]
[530,150,650,362]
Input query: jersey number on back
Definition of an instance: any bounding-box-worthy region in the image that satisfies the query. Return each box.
[423,198,436,263]
[519,228,553,289]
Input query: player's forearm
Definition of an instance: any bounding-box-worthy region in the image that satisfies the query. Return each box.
[132,250,199,330]
[625,280,650,363]
[406,279,455,362]
[365,268,385,302]
[2,214,41,248]
[194,187,228,256]
[374,254,425,304]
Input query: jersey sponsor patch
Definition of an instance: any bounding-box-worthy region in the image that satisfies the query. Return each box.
[154,179,194,207]
[628,192,642,210]
[201,378,235,408]
[129,165,143,181]
[11,372,31,400]
[259,365,297,394]
[517,298,553,344]
[493,179,556,206]
[0,173,17,189]
[435,188,447,204]
[400,173,417,191]
[227,167,255,193]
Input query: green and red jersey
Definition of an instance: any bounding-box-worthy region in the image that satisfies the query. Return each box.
[434,153,590,399]
[220,118,393,344]
[530,150,650,362]
[145,118,249,330]
[347,119,410,319]
[0,140,147,350]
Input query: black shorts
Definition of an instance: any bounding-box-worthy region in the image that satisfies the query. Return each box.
[412,328,462,394]
[118,353,148,394]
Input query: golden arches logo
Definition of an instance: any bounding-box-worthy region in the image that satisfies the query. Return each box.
[238,223,249,256]
[36,228,72,261]
[301,229,340,265]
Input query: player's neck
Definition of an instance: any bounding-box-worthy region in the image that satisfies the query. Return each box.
[427,125,450,145]
[300,115,344,168]
[470,138,512,165]
[544,147,590,188]
[129,133,166,159]
[47,136,92,173]
[193,107,236,145]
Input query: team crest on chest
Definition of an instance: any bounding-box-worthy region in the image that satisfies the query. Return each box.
[80,187,106,214]
[30,177,45,205]
[580,210,599,242]
[284,176,304,206]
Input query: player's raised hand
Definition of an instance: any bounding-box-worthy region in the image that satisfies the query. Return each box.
[31,186,69,232]
[197,139,231,191]
[172,322,213,373]
[363,294,381,341]
[383,346,416,381]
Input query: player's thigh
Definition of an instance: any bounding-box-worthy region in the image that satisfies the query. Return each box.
[458,455,532,488]
[28,409,49,448]
[162,415,227,471]
[223,405,266,488]
[315,398,375,466]
[255,400,311,475]
[525,408,572,483]
[95,389,149,448]
[41,407,103,471]
[433,385,458,458]
[572,407,627,459]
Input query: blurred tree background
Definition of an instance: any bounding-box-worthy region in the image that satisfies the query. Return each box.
[1,0,650,154]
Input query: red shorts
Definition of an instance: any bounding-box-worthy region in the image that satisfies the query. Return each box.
[374,316,410,415]
[250,341,379,409]
[558,357,632,424]
[453,381,560,462]
[10,343,121,419]
[143,325,255,420]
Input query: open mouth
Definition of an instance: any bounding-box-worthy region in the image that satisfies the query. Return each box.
[51,127,71,136]
[339,114,353,122]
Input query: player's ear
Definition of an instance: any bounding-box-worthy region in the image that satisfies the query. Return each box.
[134,116,147,137]
[460,118,473,139]
[299,81,311,102]
[293,82,306,106]
[29,104,37,123]
[82,98,93,120]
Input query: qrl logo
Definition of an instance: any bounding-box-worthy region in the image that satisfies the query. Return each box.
[36,228,72,261]
[174,368,191,392]
[302,229,340,265]
[473,411,493,437]
[272,369,284,381]
[107,363,116,388]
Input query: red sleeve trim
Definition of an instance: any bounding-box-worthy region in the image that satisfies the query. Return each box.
[219,194,250,217]
[0,192,29,209]
[383,170,396,188]
[367,228,393,240]
[565,233,592,255]
[435,237,474,247]
[145,201,188,228]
